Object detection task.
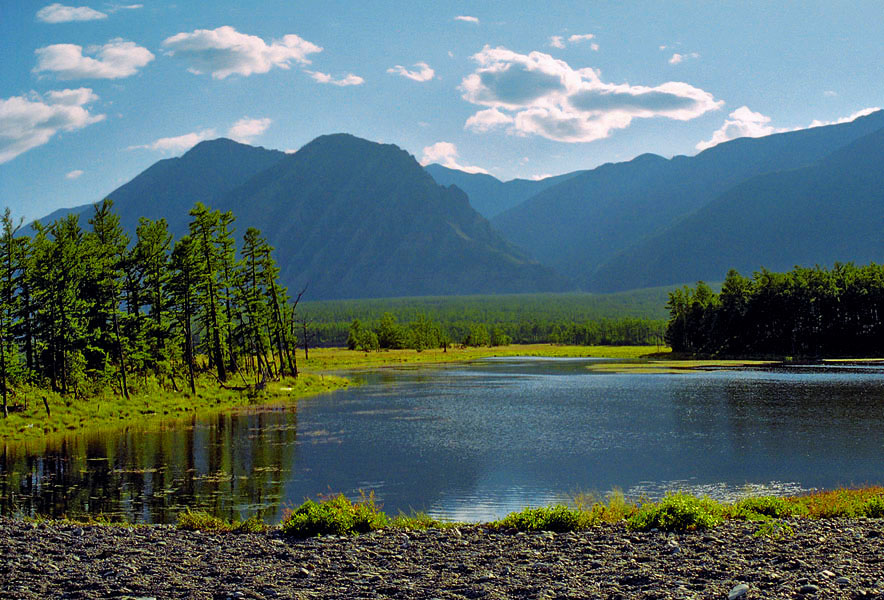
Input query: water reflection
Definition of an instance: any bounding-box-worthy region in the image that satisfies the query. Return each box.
[1,359,883,523]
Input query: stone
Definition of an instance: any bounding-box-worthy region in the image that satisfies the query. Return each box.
[798,584,820,594]
[728,583,750,600]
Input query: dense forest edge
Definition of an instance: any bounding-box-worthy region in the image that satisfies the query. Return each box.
[0,199,668,443]
[665,263,884,357]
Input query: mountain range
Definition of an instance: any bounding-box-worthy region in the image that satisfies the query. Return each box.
[32,109,884,300]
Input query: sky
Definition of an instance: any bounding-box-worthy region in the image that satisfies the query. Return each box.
[1,1,882,222]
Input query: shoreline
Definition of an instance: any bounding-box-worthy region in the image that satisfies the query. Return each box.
[2,516,883,599]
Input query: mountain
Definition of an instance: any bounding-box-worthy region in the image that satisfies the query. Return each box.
[588,126,884,291]
[492,110,884,287]
[220,134,567,299]
[34,138,287,233]
[424,164,583,219]
[37,134,566,300]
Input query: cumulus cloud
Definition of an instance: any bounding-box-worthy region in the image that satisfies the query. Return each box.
[227,117,271,143]
[455,15,479,24]
[387,62,435,82]
[66,169,84,179]
[549,36,565,49]
[695,106,780,150]
[460,45,722,143]
[823,90,838,97]
[0,88,105,164]
[549,34,597,50]
[695,106,881,151]
[162,26,322,79]
[34,38,154,80]
[669,52,699,65]
[309,71,364,86]
[37,3,107,23]
[420,141,488,174]
[464,107,514,132]
[128,129,216,152]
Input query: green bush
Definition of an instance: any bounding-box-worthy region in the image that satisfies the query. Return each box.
[280,492,389,537]
[730,495,805,520]
[176,509,268,533]
[860,496,884,518]
[626,493,723,532]
[494,504,591,532]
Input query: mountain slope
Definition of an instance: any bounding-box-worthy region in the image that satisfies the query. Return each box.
[222,134,567,299]
[424,164,583,219]
[588,126,884,291]
[34,138,287,233]
[492,110,884,286]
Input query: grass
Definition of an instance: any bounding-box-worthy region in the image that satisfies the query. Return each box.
[0,372,349,445]
[298,344,667,372]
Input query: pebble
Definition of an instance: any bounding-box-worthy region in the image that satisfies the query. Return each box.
[2,517,884,599]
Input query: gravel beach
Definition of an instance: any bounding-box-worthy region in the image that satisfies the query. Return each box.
[2,516,883,599]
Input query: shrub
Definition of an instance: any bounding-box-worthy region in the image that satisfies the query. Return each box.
[177,510,233,532]
[860,496,884,518]
[730,496,805,520]
[626,493,723,532]
[753,519,794,539]
[493,504,591,532]
[280,492,389,537]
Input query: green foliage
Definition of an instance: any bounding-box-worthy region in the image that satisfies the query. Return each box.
[667,263,884,357]
[730,496,806,520]
[280,492,389,537]
[626,493,724,532]
[176,509,269,533]
[493,504,593,532]
[753,519,795,539]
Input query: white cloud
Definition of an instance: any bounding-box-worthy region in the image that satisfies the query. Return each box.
[128,129,216,152]
[420,141,488,174]
[696,106,882,151]
[529,173,553,180]
[823,90,838,97]
[590,43,600,51]
[464,107,513,132]
[669,52,699,65]
[36,3,107,23]
[162,26,322,79]
[0,88,104,164]
[549,36,565,49]
[568,34,595,43]
[460,45,722,143]
[695,106,781,151]
[108,3,142,10]
[34,38,154,80]
[227,117,271,143]
[808,106,880,128]
[66,169,84,179]
[309,71,364,86]
[387,62,435,82]
[455,15,479,24]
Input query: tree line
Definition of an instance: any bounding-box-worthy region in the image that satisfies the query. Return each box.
[665,263,884,357]
[0,200,301,417]
[339,312,664,352]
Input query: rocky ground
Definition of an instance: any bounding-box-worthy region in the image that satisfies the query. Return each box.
[1,517,883,599]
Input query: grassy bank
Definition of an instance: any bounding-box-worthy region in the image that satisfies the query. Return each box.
[297,343,666,372]
[0,373,349,445]
[171,486,884,538]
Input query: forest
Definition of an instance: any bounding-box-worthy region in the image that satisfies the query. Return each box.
[665,263,884,357]
[0,200,301,418]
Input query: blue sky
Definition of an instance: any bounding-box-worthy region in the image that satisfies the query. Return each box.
[1,1,882,222]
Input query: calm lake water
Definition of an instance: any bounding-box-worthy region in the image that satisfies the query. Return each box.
[2,357,884,524]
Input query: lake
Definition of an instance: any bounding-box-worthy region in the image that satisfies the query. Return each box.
[2,357,883,524]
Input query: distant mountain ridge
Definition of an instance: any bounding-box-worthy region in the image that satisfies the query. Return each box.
[37,134,566,300]
[491,109,884,288]
[588,125,884,291]
[424,164,583,219]
[31,109,884,300]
